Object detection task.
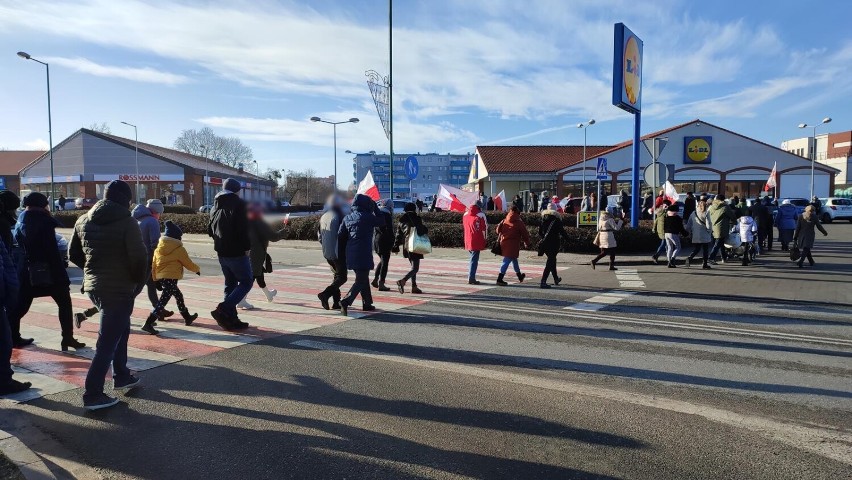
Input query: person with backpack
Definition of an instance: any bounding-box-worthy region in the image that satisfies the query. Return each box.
[495,205,530,286]
[238,203,286,310]
[338,194,383,316]
[317,195,346,310]
[393,203,429,294]
[538,205,569,288]
[207,178,251,330]
[142,221,200,335]
[463,201,488,285]
[371,199,394,292]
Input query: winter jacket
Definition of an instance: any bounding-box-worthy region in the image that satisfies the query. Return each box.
[373,210,394,255]
[581,196,596,212]
[775,204,798,231]
[793,215,827,249]
[737,216,757,243]
[751,202,771,230]
[619,193,631,212]
[686,210,713,244]
[152,236,200,281]
[207,191,250,258]
[682,196,696,223]
[318,207,344,261]
[709,200,735,239]
[249,217,285,275]
[463,205,488,251]
[69,200,148,295]
[0,239,19,309]
[338,194,382,271]
[597,215,622,249]
[394,211,428,260]
[538,211,569,255]
[663,214,687,236]
[653,207,667,239]
[13,208,70,295]
[132,204,161,257]
[0,212,15,250]
[496,210,530,259]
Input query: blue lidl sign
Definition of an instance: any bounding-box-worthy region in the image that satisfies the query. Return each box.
[612,23,643,114]
[404,155,419,181]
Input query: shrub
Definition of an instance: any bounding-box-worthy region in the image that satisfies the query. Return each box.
[162,205,196,214]
[53,211,87,228]
[161,213,210,234]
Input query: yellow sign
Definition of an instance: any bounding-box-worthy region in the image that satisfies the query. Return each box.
[578,211,599,226]
[685,136,712,164]
[623,36,641,106]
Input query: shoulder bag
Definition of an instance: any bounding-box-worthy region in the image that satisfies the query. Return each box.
[406,228,432,255]
[536,219,556,256]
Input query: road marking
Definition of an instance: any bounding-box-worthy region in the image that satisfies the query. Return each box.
[4,368,78,403]
[565,291,636,312]
[614,268,645,288]
[292,339,852,466]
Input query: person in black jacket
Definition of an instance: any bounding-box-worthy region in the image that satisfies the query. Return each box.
[751,198,772,252]
[538,206,569,289]
[663,204,688,268]
[371,199,394,292]
[207,178,251,330]
[682,192,696,224]
[393,203,428,294]
[338,194,383,316]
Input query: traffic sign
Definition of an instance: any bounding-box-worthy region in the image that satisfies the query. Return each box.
[596,158,608,180]
[404,156,419,181]
[643,163,668,188]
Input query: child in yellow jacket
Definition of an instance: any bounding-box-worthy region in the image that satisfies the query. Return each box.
[143,221,200,335]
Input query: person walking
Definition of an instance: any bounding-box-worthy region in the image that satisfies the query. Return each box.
[776,199,798,251]
[642,193,653,219]
[709,194,736,264]
[133,199,167,314]
[682,192,696,223]
[763,196,775,251]
[685,199,713,269]
[69,180,148,410]
[538,205,569,287]
[11,192,85,351]
[653,189,665,210]
[793,205,828,268]
[416,199,424,213]
[651,200,671,264]
[751,196,772,253]
[512,195,524,212]
[663,204,688,268]
[207,178,251,330]
[463,201,488,285]
[57,195,66,211]
[371,199,394,292]
[737,210,758,266]
[0,235,30,396]
[591,209,624,270]
[581,191,597,212]
[486,196,495,211]
[238,203,286,309]
[495,205,530,286]
[338,194,382,316]
[0,191,31,347]
[317,195,347,310]
[142,221,200,334]
[393,203,428,294]
[539,191,550,212]
[619,190,631,218]
[530,192,539,213]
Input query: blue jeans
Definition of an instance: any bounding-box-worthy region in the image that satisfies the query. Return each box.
[709,237,728,261]
[84,292,134,398]
[468,250,480,281]
[500,257,520,275]
[654,239,667,258]
[1,308,12,386]
[218,255,253,316]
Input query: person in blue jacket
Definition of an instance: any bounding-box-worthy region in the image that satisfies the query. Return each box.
[337,194,382,316]
[775,199,799,251]
[0,237,31,396]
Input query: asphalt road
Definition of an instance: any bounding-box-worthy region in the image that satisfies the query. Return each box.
[4,226,851,479]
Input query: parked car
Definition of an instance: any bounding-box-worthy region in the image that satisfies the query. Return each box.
[56,233,68,268]
[74,198,98,210]
[198,204,213,214]
[55,197,77,210]
[818,197,852,223]
[780,198,809,216]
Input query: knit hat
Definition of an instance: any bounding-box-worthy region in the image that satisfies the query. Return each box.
[104,180,132,207]
[667,204,679,212]
[223,178,241,193]
[164,220,183,240]
[22,192,48,209]
[403,202,417,213]
[146,199,164,215]
[0,190,21,211]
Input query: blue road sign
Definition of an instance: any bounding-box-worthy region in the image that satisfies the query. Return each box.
[596,158,608,180]
[405,155,419,181]
[0,177,5,190]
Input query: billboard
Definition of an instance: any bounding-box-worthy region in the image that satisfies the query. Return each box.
[684,136,712,164]
[612,23,643,114]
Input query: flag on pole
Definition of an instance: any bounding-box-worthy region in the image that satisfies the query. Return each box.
[493,190,507,211]
[356,170,381,201]
[664,181,679,205]
[435,184,478,212]
[764,162,777,192]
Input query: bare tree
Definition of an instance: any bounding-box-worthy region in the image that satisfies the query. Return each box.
[282,169,334,205]
[264,168,282,183]
[174,127,253,168]
[88,122,111,134]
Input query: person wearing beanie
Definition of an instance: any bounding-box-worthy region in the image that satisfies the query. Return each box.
[130,198,167,316]
[371,198,394,292]
[239,203,286,309]
[144,221,200,334]
[69,179,148,410]
[0,233,30,395]
[709,194,736,263]
[337,194,383,316]
[392,202,429,294]
[317,194,347,311]
[207,178,251,330]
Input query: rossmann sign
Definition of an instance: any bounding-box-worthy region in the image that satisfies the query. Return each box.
[94,174,185,182]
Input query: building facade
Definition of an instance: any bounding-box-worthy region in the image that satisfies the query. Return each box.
[783,130,852,196]
[0,150,45,194]
[352,152,473,200]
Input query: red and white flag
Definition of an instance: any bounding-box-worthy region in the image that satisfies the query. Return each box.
[664,181,679,205]
[764,162,777,192]
[356,170,380,201]
[435,184,478,212]
[493,190,507,211]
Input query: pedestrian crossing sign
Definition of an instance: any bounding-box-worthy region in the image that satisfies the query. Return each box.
[596,158,608,180]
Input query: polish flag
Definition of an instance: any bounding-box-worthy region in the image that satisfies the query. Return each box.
[435,184,478,212]
[664,181,679,205]
[356,170,381,201]
[493,190,507,211]
[764,162,777,192]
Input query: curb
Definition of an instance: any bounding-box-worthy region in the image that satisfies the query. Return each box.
[0,429,56,480]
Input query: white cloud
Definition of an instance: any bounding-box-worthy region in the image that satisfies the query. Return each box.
[22,138,49,150]
[42,57,191,85]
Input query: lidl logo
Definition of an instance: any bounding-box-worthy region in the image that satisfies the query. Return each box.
[684,136,712,164]
[623,36,641,106]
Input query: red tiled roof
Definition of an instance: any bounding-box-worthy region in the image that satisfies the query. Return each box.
[585,119,698,161]
[476,145,614,174]
[0,151,46,174]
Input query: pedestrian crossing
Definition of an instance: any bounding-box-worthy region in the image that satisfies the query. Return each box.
[4,257,514,403]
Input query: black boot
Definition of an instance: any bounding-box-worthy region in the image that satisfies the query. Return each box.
[181,310,198,326]
[142,313,160,335]
[496,273,508,286]
[516,272,526,283]
[61,336,86,352]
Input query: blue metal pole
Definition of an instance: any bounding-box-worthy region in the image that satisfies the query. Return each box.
[631,112,641,227]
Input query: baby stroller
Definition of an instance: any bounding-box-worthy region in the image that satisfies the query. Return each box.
[724,227,757,262]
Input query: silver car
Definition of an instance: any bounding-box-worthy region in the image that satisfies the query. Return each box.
[818,197,852,223]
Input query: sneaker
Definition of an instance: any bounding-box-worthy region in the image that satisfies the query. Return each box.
[83,393,120,411]
[709,260,718,266]
[74,312,87,329]
[0,379,32,395]
[114,375,141,391]
[652,255,659,265]
[263,289,278,302]
[237,299,255,310]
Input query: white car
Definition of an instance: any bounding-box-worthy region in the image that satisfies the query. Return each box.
[818,197,852,223]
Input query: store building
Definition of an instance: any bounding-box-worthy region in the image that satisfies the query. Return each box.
[782,130,852,197]
[0,150,45,194]
[19,128,276,208]
[353,152,473,200]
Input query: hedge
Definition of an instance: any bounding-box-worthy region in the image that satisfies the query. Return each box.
[54,210,210,234]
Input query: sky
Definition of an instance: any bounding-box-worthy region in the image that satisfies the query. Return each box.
[2,0,851,182]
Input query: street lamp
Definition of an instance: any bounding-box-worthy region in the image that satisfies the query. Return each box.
[120,121,140,202]
[798,117,832,199]
[310,116,359,191]
[577,119,596,222]
[18,51,56,211]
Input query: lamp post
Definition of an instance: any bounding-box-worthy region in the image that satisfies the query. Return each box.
[120,121,140,202]
[798,117,832,199]
[310,117,359,192]
[18,51,55,211]
[577,119,595,225]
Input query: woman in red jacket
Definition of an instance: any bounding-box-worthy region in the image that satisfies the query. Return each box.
[495,206,530,286]
[463,202,488,285]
